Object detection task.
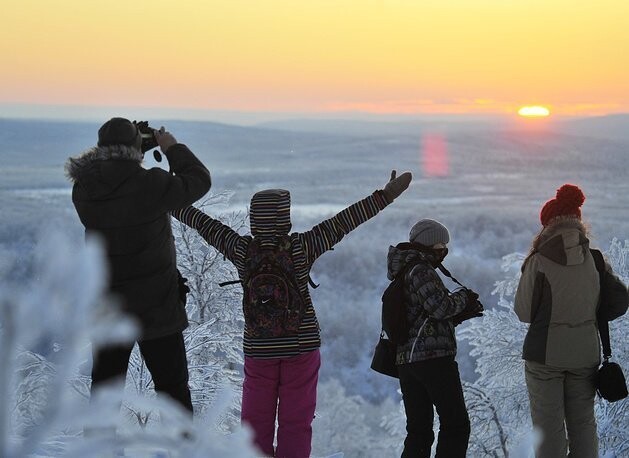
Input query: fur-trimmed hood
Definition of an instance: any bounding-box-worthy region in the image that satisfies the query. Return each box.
[65,145,144,198]
[65,144,143,182]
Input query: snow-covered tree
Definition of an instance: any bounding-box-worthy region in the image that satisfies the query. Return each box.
[313,379,402,458]
[122,193,248,434]
[174,193,247,431]
[1,230,255,457]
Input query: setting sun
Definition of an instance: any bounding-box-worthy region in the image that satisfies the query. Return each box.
[518,106,551,117]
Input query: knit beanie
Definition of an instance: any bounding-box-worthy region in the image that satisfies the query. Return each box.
[97,117,138,147]
[409,219,450,246]
[539,184,586,227]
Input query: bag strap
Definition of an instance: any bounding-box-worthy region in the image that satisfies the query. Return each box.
[590,248,612,360]
[379,258,422,334]
[437,263,465,288]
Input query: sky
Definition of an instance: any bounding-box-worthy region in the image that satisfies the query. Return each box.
[1,0,628,121]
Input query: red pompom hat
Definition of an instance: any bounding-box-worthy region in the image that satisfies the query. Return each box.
[540,184,586,227]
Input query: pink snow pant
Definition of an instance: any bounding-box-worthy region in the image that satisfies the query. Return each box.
[242,349,321,458]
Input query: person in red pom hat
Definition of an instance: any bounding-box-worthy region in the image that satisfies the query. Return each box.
[539,183,586,227]
[514,183,625,456]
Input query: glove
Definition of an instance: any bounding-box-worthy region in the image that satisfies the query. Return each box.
[177,270,190,305]
[383,170,412,202]
[452,289,484,326]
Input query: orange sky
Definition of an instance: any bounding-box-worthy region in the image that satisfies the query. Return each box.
[1,0,628,118]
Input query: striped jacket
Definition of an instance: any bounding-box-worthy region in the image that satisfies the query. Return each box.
[173,189,390,358]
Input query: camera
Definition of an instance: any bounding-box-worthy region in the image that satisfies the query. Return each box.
[452,289,484,326]
[134,121,162,162]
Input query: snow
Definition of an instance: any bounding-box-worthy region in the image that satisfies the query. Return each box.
[1,117,628,456]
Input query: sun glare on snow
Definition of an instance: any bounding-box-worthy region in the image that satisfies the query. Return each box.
[518,106,551,117]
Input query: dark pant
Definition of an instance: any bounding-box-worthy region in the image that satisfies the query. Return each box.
[91,331,193,413]
[398,356,470,458]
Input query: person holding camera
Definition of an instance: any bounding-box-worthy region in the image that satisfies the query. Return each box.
[387,219,482,457]
[65,117,211,413]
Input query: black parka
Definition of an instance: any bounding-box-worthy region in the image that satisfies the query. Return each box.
[65,143,211,340]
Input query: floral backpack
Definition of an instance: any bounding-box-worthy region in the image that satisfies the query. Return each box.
[241,236,306,338]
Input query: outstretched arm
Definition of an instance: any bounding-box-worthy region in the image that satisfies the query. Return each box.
[172,206,249,267]
[298,170,412,264]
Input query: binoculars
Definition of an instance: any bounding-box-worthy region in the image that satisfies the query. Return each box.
[135,121,163,162]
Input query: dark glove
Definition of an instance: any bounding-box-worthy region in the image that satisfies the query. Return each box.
[178,270,190,305]
[452,289,484,326]
[383,170,412,202]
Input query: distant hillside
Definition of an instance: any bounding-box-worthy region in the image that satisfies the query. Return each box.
[556,114,629,141]
[256,114,629,142]
[254,116,508,138]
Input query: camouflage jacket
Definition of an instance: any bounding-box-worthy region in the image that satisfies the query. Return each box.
[386,246,468,364]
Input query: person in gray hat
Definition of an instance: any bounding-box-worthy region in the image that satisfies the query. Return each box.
[386,218,483,457]
[65,117,211,414]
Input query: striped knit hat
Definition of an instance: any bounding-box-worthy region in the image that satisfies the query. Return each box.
[250,189,292,245]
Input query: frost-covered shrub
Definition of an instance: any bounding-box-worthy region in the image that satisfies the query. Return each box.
[1,229,255,457]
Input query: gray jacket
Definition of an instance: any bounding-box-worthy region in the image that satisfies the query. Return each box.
[515,219,602,368]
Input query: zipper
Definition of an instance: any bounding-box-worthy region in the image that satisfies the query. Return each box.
[410,316,429,359]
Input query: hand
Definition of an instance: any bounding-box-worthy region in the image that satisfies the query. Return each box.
[452,289,484,326]
[178,270,190,305]
[155,126,177,153]
[383,170,412,202]
[464,289,479,304]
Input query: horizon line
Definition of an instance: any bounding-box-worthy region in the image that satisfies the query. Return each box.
[1,103,627,126]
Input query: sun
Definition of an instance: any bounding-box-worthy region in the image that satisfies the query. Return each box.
[518,106,551,117]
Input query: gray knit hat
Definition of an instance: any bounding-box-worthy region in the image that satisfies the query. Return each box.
[409,219,450,246]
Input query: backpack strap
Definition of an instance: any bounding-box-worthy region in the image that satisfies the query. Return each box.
[398,258,423,280]
[590,248,612,360]
[220,235,320,289]
[590,248,605,273]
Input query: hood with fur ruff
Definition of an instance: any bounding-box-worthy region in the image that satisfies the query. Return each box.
[65,145,143,198]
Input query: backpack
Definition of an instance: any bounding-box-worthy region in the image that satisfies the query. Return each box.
[590,249,629,322]
[242,235,306,338]
[381,259,421,344]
